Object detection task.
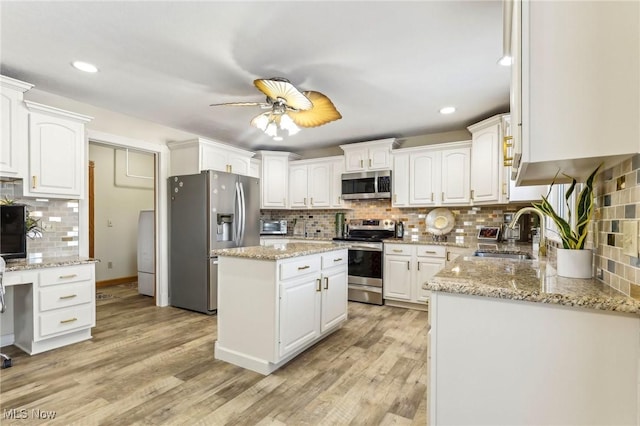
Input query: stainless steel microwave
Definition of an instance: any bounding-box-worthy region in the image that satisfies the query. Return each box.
[341,170,392,200]
[259,219,288,235]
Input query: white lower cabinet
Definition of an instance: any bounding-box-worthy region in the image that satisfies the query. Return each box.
[383,244,445,309]
[8,263,96,355]
[215,249,348,375]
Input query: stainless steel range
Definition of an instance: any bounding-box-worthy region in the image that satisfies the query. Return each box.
[333,219,395,305]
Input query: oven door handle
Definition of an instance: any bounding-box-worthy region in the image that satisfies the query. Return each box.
[349,245,382,252]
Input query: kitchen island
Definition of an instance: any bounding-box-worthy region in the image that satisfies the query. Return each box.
[425,255,640,425]
[212,243,348,375]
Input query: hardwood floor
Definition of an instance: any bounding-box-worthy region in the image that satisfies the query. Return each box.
[1,284,429,425]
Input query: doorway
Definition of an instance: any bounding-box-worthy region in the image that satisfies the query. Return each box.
[88,143,156,301]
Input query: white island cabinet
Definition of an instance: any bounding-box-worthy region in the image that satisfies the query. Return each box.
[214,244,348,375]
[427,256,640,425]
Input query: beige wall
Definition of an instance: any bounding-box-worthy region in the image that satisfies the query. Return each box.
[89,144,154,282]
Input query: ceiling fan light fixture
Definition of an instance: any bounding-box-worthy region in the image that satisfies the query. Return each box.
[279,114,300,136]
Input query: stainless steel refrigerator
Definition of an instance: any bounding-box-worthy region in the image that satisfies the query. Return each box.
[168,170,260,314]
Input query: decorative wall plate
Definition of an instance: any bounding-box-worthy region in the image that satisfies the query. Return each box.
[426,208,455,235]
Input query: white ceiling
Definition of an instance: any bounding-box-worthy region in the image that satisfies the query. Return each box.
[0,1,510,152]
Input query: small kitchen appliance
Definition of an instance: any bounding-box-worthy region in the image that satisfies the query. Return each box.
[259,219,287,235]
[335,212,346,238]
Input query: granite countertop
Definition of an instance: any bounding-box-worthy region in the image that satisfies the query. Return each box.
[383,238,469,248]
[212,242,348,261]
[261,235,335,242]
[5,256,99,272]
[426,255,640,315]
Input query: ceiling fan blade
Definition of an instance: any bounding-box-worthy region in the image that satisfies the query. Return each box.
[210,101,271,107]
[287,91,342,128]
[254,79,313,111]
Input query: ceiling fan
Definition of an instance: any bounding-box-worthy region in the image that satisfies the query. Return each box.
[210,77,342,140]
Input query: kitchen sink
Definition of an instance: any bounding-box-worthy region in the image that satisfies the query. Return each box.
[473,250,532,260]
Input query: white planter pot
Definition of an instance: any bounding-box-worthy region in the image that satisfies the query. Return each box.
[556,248,593,279]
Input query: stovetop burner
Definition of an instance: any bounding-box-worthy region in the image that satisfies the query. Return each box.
[334,218,396,242]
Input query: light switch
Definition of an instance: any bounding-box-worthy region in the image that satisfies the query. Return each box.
[622,220,639,257]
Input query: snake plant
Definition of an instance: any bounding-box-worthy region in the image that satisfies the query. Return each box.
[532,164,601,250]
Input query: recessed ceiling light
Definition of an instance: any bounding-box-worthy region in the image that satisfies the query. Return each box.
[71,61,98,73]
[439,106,456,115]
[498,55,513,66]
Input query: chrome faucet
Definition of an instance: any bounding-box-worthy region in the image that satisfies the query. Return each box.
[510,207,546,257]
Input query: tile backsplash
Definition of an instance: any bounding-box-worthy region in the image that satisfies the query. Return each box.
[0,180,79,259]
[262,200,532,242]
[594,154,640,297]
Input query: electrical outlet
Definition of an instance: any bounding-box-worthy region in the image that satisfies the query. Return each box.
[107,219,113,227]
[107,261,113,269]
[596,268,603,280]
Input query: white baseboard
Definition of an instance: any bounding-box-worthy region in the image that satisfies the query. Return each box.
[1,333,15,347]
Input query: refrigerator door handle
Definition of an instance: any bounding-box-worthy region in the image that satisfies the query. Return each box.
[239,182,246,245]
[234,182,241,245]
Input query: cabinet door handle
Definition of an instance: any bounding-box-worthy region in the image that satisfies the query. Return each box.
[446,251,451,262]
[333,258,343,262]
[324,277,329,290]
[316,278,321,292]
[407,261,410,270]
[59,294,77,300]
[441,192,444,202]
[502,182,508,195]
[32,176,37,189]
[369,158,372,167]
[431,193,434,202]
[417,262,421,271]
[310,197,314,206]
[393,194,397,203]
[360,159,364,168]
[470,190,474,200]
[60,318,78,324]
[503,136,514,166]
[298,265,310,270]
[338,196,341,204]
[59,274,78,279]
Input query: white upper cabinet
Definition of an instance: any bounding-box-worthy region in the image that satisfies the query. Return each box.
[258,151,298,209]
[289,159,332,209]
[330,156,345,208]
[340,138,396,172]
[391,153,409,207]
[468,115,504,204]
[440,147,471,205]
[511,0,639,185]
[167,138,254,177]
[23,101,92,199]
[395,141,471,207]
[410,150,440,206]
[1,75,32,178]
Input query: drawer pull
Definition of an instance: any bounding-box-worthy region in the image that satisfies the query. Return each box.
[60,318,78,324]
[59,274,78,279]
[333,258,343,262]
[393,249,403,253]
[418,262,421,271]
[446,251,451,262]
[316,278,321,292]
[59,294,77,300]
[424,250,437,254]
[324,277,329,290]
[298,265,310,270]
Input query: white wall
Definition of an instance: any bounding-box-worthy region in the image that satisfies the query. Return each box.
[89,144,154,282]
